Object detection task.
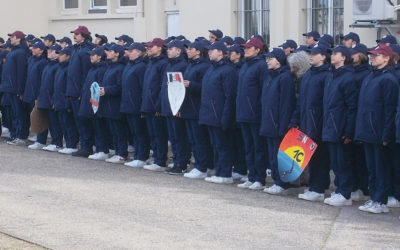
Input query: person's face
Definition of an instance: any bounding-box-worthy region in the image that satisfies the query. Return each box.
[74,33,84,44]
[58,53,70,63]
[9,36,20,46]
[47,49,58,60]
[229,51,241,63]
[146,45,162,57]
[331,52,345,67]
[31,47,43,56]
[208,49,222,61]
[94,37,102,45]
[305,36,315,46]
[244,46,259,58]
[127,49,142,61]
[90,54,101,64]
[283,47,292,56]
[209,33,217,43]
[309,53,326,66]
[117,40,125,46]
[43,39,53,47]
[186,47,200,59]
[106,50,119,61]
[342,39,355,49]
[59,42,68,49]
[369,54,389,69]
[266,57,281,70]
[167,47,180,58]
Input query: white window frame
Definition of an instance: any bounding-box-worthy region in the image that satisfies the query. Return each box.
[116,0,138,14]
[90,0,108,10]
[63,0,79,10]
[166,11,180,37]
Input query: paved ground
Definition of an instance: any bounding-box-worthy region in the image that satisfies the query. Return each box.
[0,140,399,250]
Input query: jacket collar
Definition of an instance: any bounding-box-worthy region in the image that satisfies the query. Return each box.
[331,64,354,78]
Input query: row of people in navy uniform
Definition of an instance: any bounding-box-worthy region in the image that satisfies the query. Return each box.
[0,27,400,215]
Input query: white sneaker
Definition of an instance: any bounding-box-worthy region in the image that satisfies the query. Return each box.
[205,176,220,183]
[7,138,27,146]
[168,163,174,168]
[127,145,135,153]
[232,172,246,180]
[204,176,233,184]
[1,127,10,138]
[184,168,207,179]
[124,160,146,168]
[109,149,115,156]
[146,157,154,164]
[387,196,400,208]
[206,168,216,177]
[358,200,374,212]
[43,144,61,152]
[240,176,249,182]
[28,135,37,142]
[324,193,352,207]
[105,155,126,164]
[266,169,272,177]
[88,152,109,160]
[58,148,78,155]
[143,164,167,172]
[298,190,324,202]
[28,142,45,150]
[249,181,265,190]
[237,181,253,189]
[367,202,389,214]
[264,184,286,194]
[351,189,369,202]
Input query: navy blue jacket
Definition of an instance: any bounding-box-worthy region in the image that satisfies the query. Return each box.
[78,62,107,118]
[140,54,168,113]
[53,61,69,111]
[0,44,28,95]
[199,58,237,130]
[180,57,209,120]
[354,63,371,91]
[290,64,330,140]
[322,65,357,142]
[355,66,398,144]
[38,60,59,109]
[97,58,125,119]
[160,55,187,116]
[259,65,295,138]
[23,54,47,104]
[236,55,268,123]
[66,41,92,97]
[120,57,147,115]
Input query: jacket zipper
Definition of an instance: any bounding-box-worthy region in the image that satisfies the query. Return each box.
[128,92,135,107]
[269,110,278,129]
[369,112,377,135]
[211,100,218,119]
[247,96,255,116]
[330,113,339,134]
[189,96,196,111]
[309,109,317,130]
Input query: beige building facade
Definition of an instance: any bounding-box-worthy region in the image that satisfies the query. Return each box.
[0,0,398,48]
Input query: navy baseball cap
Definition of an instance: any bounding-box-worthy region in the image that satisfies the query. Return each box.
[0,37,4,44]
[279,40,297,49]
[48,44,62,51]
[377,34,397,45]
[207,41,227,53]
[175,35,186,40]
[195,36,206,42]
[307,44,330,56]
[88,47,105,57]
[303,31,320,40]
[95,34,108,44]
[115,34,134,44]
[164,36,176,43]
[349,43,368,55]
[1,39,11,49]
[293,45,309,53]
[319,34,334,48]
[329,45,351,59]
[208,29,223,39]
[199,39,211,48]
[181,39,191,48]
[30,38,42,45]
[105,44,125,55]
[31,41,47,50]
[227,44,244,56]
[125,42,146,52]
[187,41,205,52]
[390,44,400,56]
[25,34,35,42]
[167,40,185,50]
[221,36,234,45]
[265,48,286,65]
[233,37,246,45]
[56,46,73,55]
[41,34,55,43]
[342,32,360,43]
[56,36,72,45]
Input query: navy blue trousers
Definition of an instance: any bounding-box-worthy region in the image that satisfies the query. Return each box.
[185,119,214,172]
[207,126,233,178]
[327,142,353,199]
[240,123,267,184]
[233,128,247,175]
[68,97,84,145]
[107,118,128,158]
[267,137,290,188]
[145,114,168,167]
[364,143,390,204]
[166,116,191,167]
[349,143,369,194]
[93,117,111,153]
[385,143,400,200]
[308,141,330,194]
[126,114,150,161]
[46,109,63,147]
[78,116,95,152]
[57,110,79,148]
[11,95,31,139]
[1,93,14,138]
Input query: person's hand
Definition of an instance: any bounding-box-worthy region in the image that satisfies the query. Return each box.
[18,95,23,101]
[99,87,105,96]
[342,136,352,144]
[383,141,388,146]
[183,80,190,88]
[175,112,181,117]
[155,112,161,117]
[52,104,55,110]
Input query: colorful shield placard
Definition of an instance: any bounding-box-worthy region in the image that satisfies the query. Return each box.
[90,82,100,114]
[167,72,185,116]
[278,128,318,182]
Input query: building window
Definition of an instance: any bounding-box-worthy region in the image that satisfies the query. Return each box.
[120,0,137,7]
[91,0,107,9]
[307,0,344,45]
[64,0,78,9]
[167,12,180,37]
[237,0,270,44]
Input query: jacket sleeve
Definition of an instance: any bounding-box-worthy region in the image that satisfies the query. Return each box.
[278,73,296,136]
[154,62,168,112]
[104,70,122,96]
[342,74,358,139]
[16,51,28,95]
[187,64,209,94]
[221,67,238,130]
[382,77,399,143]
